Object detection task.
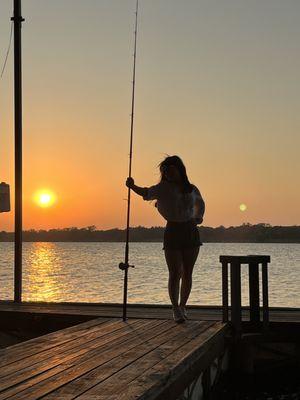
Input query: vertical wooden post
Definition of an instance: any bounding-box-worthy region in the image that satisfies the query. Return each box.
[248,262,260,328]
[262,262,269,330]
[12,0,24,303]
[222,262,228,322]
[230,261,242,339]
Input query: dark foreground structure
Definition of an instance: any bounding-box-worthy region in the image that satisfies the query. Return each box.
[0,256,299,399]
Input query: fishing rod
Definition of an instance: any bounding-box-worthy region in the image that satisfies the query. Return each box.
[119,0,139,322]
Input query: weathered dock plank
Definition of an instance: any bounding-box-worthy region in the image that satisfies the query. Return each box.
[0,318,227,400]
[0,317,113,366]
[0,319,148,378]
[75,322,225,400]
[42,321,214,399]
[0,301,299,322]
[114,322,226,400]
[0,319,167,398]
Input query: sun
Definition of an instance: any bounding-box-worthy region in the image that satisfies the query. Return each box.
[239,203,247,212]
[34,190,56,208]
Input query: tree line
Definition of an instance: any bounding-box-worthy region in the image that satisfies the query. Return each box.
[0,223,299,243]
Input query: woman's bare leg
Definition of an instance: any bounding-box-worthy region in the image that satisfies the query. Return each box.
[180,246,200,307]
[164,248,183,307]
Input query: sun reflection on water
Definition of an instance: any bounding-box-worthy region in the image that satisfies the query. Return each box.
[23,242,63,302]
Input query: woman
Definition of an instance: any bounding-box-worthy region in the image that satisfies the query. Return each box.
[126,155,205,323]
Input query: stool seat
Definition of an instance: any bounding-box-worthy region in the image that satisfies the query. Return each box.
[219,255,270,264]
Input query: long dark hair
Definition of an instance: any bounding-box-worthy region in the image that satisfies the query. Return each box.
[158,155,193,194]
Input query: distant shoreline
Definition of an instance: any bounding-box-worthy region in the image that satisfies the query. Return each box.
[0,241,299,244]
[0,224,299,243]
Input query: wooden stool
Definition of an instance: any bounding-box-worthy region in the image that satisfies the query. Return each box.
[220,255,271,338]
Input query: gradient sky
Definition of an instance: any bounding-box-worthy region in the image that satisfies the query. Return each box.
[0,0,299,231]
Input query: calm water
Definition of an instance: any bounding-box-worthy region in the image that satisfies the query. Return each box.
[0,242,299,307]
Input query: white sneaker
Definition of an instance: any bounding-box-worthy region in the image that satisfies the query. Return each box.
[179,306,188,320]
[172,306,185,323]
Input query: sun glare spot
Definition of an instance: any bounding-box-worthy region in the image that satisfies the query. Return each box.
[239,203,247,212]
[40,194,51,204]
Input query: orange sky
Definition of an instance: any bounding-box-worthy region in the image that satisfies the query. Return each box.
[0,1,299,231]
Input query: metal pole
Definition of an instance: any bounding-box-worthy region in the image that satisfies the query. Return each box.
[119,0,139,321]
[12,0,24,303]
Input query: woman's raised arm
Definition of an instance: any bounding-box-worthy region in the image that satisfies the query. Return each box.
[126,177,148,198]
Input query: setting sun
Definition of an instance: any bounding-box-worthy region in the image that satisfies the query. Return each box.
[34,190,56,208]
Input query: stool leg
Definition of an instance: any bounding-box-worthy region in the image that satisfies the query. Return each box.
[249,262,260,329]
[262,262,269,331]
[230,262,242,339]
[222,262,229,322]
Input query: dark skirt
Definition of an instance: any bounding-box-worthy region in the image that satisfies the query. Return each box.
[162,220,202,251]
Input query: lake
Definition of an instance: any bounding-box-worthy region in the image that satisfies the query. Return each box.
[0,242,299,307]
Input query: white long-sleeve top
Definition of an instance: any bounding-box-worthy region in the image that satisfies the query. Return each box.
[143,180,205,224]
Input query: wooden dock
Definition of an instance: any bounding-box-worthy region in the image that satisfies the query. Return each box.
[0,301,299,399]
[0,301,299,322]
[0,314,227,399]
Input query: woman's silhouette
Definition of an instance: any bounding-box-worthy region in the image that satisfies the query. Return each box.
[126,155,205,323]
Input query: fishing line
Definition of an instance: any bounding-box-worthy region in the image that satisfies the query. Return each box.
[0,16,13,181]
[1,21,13,78]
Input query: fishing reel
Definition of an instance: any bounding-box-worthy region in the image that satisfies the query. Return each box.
[119,262,135,271]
